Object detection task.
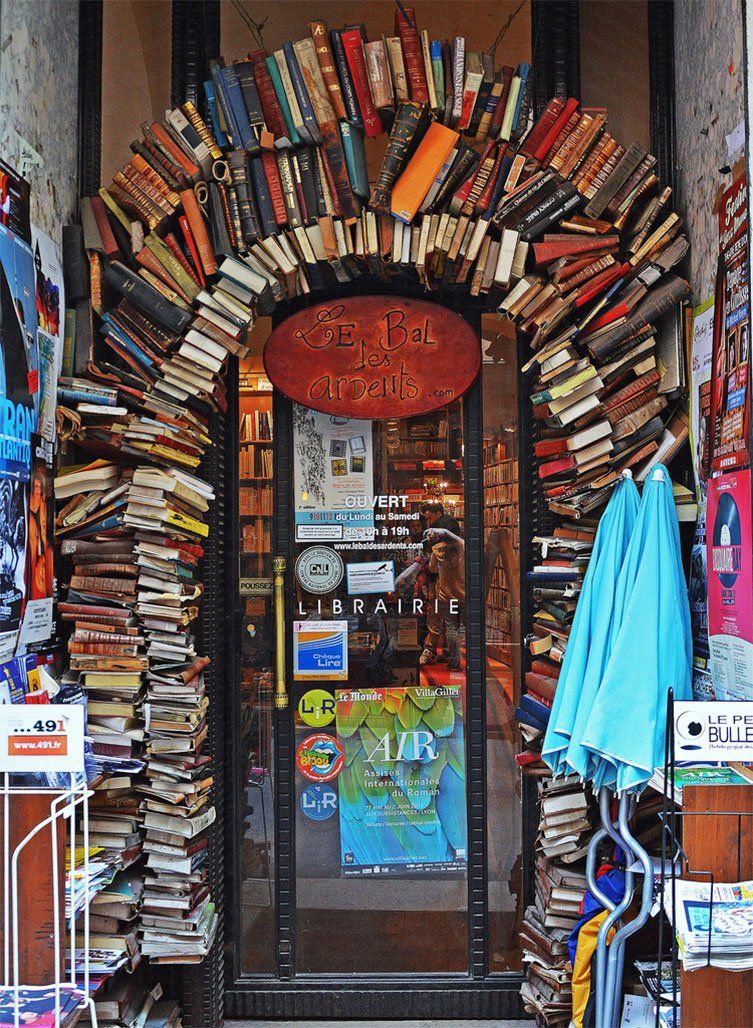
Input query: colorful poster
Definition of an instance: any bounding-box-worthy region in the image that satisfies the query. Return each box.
[706,469,753,700]
[689,490,712,699]
[31,227,64,443]
[0,158,31,245]
[0,478,26,661]
[335,684,467,875]
[690,298,715,491]
[710,176,750,473]
[18,436,54,649]
[293,406,375,541]
[0,221,37,480]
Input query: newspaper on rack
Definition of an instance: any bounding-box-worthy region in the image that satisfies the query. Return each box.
[663,877,753,971]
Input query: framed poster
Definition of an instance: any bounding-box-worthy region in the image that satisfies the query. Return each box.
[335,684,467,876]
[293,406,375,541]
[706,469,753,700]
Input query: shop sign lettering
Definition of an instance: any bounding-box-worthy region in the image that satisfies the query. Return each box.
[264,296,480,419]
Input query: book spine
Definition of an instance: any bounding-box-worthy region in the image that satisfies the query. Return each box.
[330,30,363,127]
[260,151,288,227]
[179,189,218,276]
[370,102,428,211]
[386,36,409,103]
[450,37,465,123]
[103,261,192,335]
[276,150,303,228]
[310,21,347,120]
[395,6,429,103]
[283,41,322,144]
[320,121,358,219]
[226,150,262,243]
[182,100,222,160]
[248,51,288,141]
[340,29,383,137]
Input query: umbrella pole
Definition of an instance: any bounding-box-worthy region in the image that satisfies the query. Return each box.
[603,792,655,1027]
[595,788,636,1028]
[593,786,633,1028]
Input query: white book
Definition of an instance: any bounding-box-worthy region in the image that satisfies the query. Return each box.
[494,228,520,287]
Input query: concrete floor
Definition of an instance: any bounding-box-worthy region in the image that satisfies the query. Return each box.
[232,1021,531,1027]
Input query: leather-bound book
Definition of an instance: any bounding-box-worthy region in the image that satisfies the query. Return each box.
[179,189,218,277]
[103,261,193,335]
[226,150,262,244]
[370,102,432,211]
[394,4,429,103]
[247,50,288,143]
[310,21,347,120]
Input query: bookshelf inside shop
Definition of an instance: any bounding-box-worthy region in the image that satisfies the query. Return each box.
[483,439,519,665]
[238,366,273,579]
[382,406,465,522]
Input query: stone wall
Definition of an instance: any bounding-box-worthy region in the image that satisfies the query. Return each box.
[674,0,746,304]
[0,0,79,236]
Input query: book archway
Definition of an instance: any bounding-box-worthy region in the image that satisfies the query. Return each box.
[64,14,689,1022]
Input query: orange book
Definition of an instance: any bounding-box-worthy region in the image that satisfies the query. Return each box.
[179,189,217,277]
[390,122,459,224]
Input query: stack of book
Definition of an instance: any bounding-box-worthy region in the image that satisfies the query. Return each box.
[520,857,586,1026]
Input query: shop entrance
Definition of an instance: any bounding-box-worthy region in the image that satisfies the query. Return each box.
[226,303,525,1019]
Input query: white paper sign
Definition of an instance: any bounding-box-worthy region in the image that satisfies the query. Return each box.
[0,704,84,772]
[346,560,395,595]
[675,700,753,761]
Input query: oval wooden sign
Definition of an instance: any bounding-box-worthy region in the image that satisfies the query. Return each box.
[263,296,480,420]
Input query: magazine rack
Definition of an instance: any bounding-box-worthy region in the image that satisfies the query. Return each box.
[655,689,753,1028]
[0,774,98,1028]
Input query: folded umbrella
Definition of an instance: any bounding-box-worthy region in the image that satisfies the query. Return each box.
[542,474,640,777]
[579,465,692,794]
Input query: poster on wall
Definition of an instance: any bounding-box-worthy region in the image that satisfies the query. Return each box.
[706,469,753,700]
[293,405,375,542]
[18,436,54,649]
[710,175,750,473]
[0,221,37,661]
[31,227,64,443]
[335,684,467,876]
[690,298,715,490]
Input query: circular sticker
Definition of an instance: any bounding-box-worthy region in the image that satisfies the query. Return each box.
[713,490,741,589]
[300,783,339,821]
[298,688,336,727]
[295,546,344,594]
[296,733,345,782]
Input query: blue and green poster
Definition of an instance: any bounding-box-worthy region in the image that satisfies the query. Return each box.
[335,684,467,875]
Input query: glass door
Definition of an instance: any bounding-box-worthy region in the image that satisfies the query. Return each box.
[290,401,468,973]
[229,318,525,1017]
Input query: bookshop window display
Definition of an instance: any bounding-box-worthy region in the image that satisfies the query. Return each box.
[235,304,522,974]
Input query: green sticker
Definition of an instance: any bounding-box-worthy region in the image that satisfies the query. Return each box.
[298,688,337,727]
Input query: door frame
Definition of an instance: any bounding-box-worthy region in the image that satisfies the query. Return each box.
[224,297,529,1019]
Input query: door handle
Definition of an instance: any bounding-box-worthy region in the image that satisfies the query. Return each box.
[273,556,288,709]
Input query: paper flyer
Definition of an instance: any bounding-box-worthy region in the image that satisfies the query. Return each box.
[31,226,64,443]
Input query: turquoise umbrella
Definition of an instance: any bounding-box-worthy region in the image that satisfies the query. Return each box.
[579,465,692,793]
[541,474,640,777]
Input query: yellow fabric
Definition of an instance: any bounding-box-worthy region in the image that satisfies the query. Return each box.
[570,908,615,1028]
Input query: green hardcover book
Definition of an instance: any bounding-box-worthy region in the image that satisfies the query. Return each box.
[265,55,301,146]
[340,122,369,200]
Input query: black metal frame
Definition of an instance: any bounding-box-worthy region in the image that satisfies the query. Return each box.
[224,299,529,1019]
[78,0,103,200]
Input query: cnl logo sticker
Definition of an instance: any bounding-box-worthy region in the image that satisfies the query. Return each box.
[298,688,336,728]
[296,733,345,782]
[300,783,338,821]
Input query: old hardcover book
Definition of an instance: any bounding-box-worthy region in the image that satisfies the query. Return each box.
[364,39,394,112]
[385,36,409,102]
[247,50,289,143]
[340,28,383,136]
[395,5,429,103]
[370,102,432,211]
[283,41,322,144]
[458,51,483,131]
[309,21,347,120]
[292,37,336,127]
[329,29,362,127]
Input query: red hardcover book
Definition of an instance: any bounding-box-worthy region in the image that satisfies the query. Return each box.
[532,234,620,267]
[260,151,288,226]
[520,97,565,157]
[539,454,577,479]
[340,29,383,137]
[530,659,561,680]
[532,97,580,161]
[394,5,429,103]
[248,50,288,141]
[164,232,201,287]
[572,262,627,308]
[89,195,120,257]
[533,436,569,458]
[475,143,507,214]
[489,65,515,137]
